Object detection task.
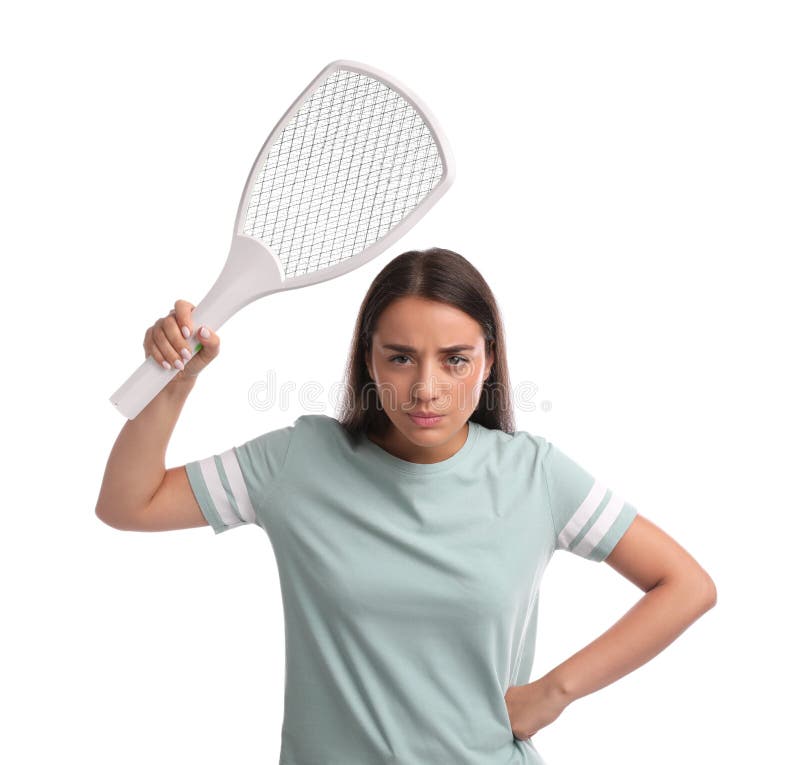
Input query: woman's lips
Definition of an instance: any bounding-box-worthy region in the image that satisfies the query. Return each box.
[408,413,444,427]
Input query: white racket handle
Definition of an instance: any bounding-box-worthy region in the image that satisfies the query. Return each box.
[109,235,283,420]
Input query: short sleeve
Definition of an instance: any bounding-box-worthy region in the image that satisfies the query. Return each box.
[184,423,295,535]
[542,439,638,562]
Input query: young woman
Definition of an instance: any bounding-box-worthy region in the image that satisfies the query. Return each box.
[96,247,716,764]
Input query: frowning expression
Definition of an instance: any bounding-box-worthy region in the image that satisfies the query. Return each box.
[365,296,494,450]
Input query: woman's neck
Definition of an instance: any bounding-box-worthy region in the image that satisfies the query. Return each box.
[367,420,469,464]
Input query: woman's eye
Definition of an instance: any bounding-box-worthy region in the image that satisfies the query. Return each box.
[388,355,468,367]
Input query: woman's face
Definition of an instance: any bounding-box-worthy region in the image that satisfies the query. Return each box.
[364,296,494,461]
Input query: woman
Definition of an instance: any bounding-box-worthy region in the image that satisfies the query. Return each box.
[95,247,716,764]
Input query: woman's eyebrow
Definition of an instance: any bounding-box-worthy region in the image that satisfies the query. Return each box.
[382,343,476,353]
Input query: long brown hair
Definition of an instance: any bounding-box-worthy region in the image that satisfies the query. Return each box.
[337,247,516,438]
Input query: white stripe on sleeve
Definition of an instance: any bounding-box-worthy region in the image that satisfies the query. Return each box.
[197,448,257,528]
[556,479,608,551]
[571,491,626,558]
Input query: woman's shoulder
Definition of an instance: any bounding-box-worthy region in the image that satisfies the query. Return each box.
[289,413,352,443]
[248,414,343,450]
[474,421,546,450]
[293,412,343,431]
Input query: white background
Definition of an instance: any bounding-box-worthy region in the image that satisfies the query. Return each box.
[2,1,797,763]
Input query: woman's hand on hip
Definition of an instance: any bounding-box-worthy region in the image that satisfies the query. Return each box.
[504,677,570,741]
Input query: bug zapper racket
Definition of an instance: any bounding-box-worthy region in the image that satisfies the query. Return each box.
[109,59,454,419]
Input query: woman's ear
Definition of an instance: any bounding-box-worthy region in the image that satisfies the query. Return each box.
[484,345,495,381]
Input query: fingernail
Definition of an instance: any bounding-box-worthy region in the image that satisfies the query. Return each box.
[199,326,210,339]
[181,325,190,339]
[161,360,171,370]
[181,348,191,361]
[173,359,184,371]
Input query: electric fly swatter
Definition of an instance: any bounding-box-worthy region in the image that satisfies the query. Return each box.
[109,59,454,419]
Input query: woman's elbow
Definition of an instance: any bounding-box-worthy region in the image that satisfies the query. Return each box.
[702,575,717,609]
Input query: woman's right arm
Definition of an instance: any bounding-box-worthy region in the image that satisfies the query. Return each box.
[95,299,220,532]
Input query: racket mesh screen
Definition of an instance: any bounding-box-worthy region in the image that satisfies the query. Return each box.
[242,68,444,279]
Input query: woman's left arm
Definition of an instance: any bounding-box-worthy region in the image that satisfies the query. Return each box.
[506,514,716,740]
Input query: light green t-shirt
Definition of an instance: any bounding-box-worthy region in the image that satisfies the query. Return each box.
[185,414,638,765]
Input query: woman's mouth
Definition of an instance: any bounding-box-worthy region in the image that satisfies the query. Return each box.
[408,412,444,427]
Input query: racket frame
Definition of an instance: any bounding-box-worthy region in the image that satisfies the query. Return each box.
[232,58,455,292]
[109,59,454,419]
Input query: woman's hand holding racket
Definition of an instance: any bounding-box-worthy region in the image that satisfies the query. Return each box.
[143,300,220,386]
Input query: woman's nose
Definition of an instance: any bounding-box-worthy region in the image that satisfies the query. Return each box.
[411,369,448,402]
